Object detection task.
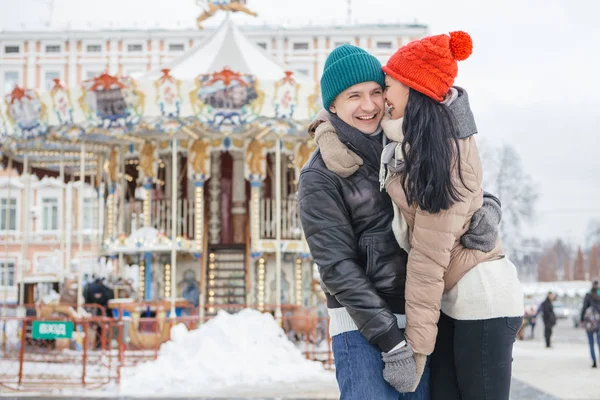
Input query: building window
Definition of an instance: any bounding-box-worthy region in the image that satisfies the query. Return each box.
[44,71,61,90]
[0,262,15,287]
[295,68,310,77]
[376,41,393,49]
[45,44,61,53]
[256,42,267,50]
[0,199,17,231]
[334,41,350,48]
[3,71,19,94]
[4,45,20,54]
[127,44,143,52]
[168,43,185,52]
[41,198,59,231]
[86,44,102,53]
[83,198,95,230]
[293,42,309,51]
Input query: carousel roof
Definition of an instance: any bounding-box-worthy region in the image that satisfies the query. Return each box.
[144,17,289,81]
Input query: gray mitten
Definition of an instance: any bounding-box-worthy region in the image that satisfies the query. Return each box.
[382,345,417,393]
[461,191,502,252]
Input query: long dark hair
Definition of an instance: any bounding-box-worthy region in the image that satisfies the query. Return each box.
[400,88,467,213]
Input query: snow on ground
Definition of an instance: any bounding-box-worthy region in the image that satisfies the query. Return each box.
[119,309,336,396]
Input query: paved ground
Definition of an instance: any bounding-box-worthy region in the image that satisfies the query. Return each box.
[2,319,595,399]
[511,319,598,400]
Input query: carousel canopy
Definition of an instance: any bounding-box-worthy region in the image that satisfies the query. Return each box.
[144,17,288,81]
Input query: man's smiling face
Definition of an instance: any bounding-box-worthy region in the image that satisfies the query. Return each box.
[329,81,385,134]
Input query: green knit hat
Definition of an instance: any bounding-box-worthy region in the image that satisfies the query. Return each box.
[320,44,386,110]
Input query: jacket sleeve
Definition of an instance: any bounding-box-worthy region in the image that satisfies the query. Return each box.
[297,168,404,352]
[404,195,474,355]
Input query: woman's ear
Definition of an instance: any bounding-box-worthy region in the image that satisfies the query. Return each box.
[329,105,336,114]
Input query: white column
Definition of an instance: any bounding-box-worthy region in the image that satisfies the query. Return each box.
[66,179,73,278]
[68,39,77,85]
[277,36,285,64]
[59,149,66,281]
[208,152,221,245]
[118,146,126,276]
[26,40,36,88]
[77,143,85,313]
[275,137,282,322]
[170,138,178,315]
[109,39,119,75]
[231,152,247,244]
[150,39,161,70]
[2,156,12,317]
[19,154,29,306]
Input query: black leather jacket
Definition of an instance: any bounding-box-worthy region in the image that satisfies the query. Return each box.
[297,116,407,352]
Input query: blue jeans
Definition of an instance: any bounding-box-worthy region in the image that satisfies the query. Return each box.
[332,330,430,400]
[587,330,600,364]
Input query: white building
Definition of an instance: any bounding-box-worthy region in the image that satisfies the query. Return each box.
[0,22,427,96]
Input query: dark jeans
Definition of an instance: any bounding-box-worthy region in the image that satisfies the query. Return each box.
[544,325,553,347]
[332,330,430,400]
[587,330,600,364]
[430,312,522,400]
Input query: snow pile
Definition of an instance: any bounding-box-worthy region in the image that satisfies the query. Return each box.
[120,309,334,396]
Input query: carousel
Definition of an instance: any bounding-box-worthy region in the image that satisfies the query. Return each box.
[0,5,323,322]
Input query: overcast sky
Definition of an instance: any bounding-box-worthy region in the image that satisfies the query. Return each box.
[1,0,599,246]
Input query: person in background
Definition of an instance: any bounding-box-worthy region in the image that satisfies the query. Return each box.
[541,292,556,348]
[581,280,600,368]
[528,304,538,340]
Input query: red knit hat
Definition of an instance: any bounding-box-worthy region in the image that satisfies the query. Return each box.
[382,31,473,102]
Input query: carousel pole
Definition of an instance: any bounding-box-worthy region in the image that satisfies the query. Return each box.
[97,155,105,273]
[275,135,282,323]
[59,147,66,282]
[170,138,178,316]
[19,153,29,307]
[2,155,13,319]
[76,142,85,314]
[118,146,126,279]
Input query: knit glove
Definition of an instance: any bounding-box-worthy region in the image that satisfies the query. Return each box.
[307,109,331,138]
[412,353,428,391]
[314,122,363,178]
[382,345,417,393]
[461,191,502,252]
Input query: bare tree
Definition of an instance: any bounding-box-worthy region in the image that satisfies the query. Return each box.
[587,219,600,247]
[538,247,559,282]
[552,240,573,281]
[479,142,539,255]
[590,244,600,281]
[573,247,586,281]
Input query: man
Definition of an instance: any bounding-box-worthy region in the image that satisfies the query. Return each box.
[85,276,114,349]
[581,280,600,367]
[297,44,502,399]
[541,292,556,348]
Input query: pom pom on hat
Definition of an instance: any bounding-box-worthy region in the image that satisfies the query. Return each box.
[449,31,473,61]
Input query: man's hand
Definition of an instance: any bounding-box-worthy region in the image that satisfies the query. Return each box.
[382,344,417,393]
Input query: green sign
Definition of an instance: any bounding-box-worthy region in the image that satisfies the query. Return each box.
[32,321,74,340]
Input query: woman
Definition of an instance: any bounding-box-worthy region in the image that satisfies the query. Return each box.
[316,31,524,400]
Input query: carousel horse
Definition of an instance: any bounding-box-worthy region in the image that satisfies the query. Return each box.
[127,310,172,349]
